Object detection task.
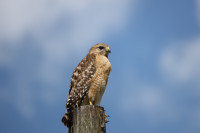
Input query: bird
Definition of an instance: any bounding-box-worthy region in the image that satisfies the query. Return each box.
[61,43,111,133]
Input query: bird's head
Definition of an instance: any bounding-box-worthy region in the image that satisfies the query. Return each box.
[89,43,111,57]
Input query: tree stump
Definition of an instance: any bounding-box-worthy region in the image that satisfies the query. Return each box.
[72,105,106,133]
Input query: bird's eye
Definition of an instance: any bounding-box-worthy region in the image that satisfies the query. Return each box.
[98,46,104,50]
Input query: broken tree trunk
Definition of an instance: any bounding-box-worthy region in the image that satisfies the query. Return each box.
[72,105,106,133]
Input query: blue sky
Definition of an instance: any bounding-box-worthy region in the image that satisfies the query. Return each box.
[1,0,200,133]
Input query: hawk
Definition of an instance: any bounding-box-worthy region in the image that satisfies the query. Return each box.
[62,43,111,132]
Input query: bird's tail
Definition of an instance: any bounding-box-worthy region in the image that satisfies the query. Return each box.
[62,112,72,133]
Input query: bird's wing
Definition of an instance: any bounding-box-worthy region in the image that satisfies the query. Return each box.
[67,53,96,109]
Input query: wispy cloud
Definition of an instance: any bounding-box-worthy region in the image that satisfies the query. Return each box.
[120,85,164,113]
[0,0,134,44]
[0,0,137,118]
[159,0,200,84]
[159,37,200,84]
[120,36,200,123]
[118,1,200,126]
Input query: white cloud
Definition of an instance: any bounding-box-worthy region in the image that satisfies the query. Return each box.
[0,0,134,44]
[0,0,137,118]
[120,85,164,113]
[0,0,136,82]
[0,77,36,118]
[160,36,200,83]
[119,83,189,123]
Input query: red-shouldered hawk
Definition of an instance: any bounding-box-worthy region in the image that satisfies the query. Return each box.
[61,43,111,131]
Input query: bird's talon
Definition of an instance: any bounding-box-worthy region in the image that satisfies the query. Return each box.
[105,120,110,123]
[105,115,110,118]
[105,114,110,123]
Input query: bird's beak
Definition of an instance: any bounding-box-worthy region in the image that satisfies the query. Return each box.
[106,46,111,53]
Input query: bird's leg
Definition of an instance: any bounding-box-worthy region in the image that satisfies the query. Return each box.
[89,100,93,105]
[89,98,94,105]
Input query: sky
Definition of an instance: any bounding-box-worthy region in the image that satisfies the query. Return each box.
[0,0,200,133]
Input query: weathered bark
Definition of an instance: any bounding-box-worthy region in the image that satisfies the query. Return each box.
[72,105,106,133]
